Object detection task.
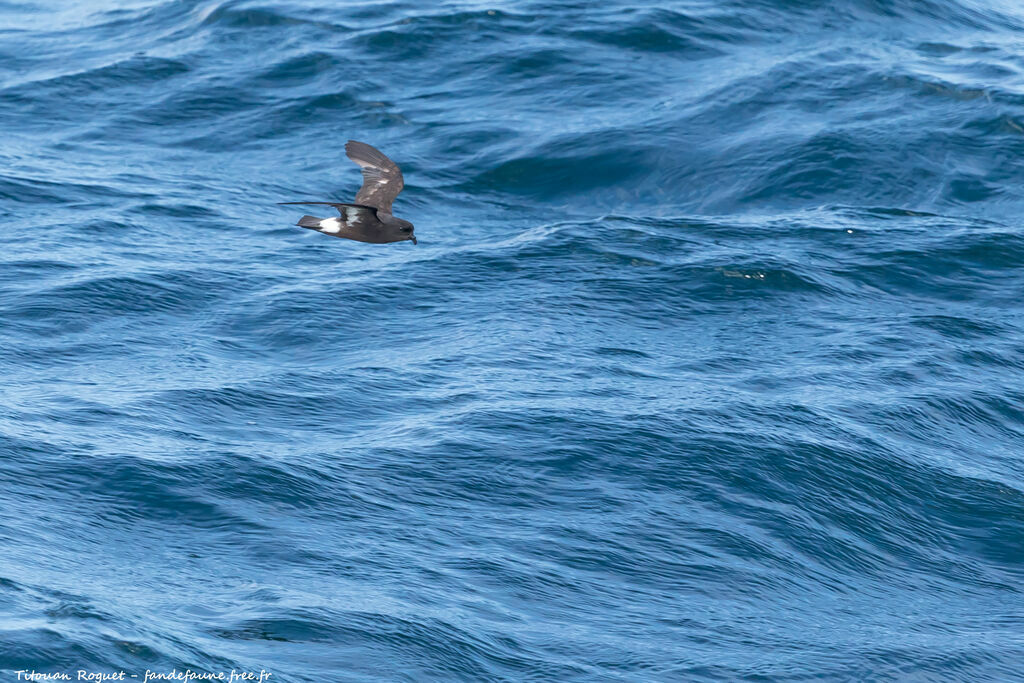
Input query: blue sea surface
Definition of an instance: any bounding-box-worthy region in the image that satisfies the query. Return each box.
[2,0,1024,680]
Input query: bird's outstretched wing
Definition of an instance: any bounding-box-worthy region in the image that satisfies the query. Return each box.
[278,202,381,222]
[345,140,404,214]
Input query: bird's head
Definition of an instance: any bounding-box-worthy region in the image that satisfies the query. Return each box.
[380,214,416,244]
[396,218,416,245]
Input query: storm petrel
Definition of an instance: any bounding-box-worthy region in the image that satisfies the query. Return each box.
[279,140,416,245]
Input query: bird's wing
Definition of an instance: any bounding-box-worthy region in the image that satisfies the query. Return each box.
[278,202,381,223]
[345,140,404,213]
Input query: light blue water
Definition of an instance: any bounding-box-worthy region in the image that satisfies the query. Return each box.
[2,1,1023,680]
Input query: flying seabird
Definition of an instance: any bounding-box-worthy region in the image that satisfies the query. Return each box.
[279,140,416,245]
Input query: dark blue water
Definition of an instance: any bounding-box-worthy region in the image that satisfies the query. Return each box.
[2,1,1024,680]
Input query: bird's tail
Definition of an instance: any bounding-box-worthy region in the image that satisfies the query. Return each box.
[296,215,321,229]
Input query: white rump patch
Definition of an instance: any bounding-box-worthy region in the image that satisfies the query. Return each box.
[319,218,342,234]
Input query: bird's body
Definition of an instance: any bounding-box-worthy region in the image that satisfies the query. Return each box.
[280,140,416,245]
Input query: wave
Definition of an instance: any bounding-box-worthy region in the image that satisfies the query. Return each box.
[3,0,1024,680]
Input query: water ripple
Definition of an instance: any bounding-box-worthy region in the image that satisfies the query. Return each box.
[2,0,1024,681]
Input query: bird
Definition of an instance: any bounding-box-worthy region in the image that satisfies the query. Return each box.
[279,140,416,245]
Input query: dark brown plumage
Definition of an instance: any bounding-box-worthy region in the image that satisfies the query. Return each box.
[279,140,415,245]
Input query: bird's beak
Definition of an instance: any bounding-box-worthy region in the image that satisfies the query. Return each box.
[410,235,418,245]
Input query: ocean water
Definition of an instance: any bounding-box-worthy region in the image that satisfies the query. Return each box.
[2,0,1024,680]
